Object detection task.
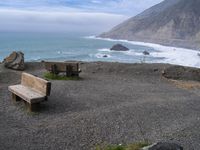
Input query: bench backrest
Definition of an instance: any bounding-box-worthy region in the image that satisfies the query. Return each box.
[44,62,79,72]
[21,73,51,96]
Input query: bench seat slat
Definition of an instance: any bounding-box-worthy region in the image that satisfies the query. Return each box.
[9,85,46,104]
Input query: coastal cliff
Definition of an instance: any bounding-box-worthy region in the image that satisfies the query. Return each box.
[100,0,200,50]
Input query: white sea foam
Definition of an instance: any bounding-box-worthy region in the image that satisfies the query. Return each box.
[89,36,200,68]
[57,51,62,54]
[98,48,111,52]
[122,50,144,56]
[84,35,96,39]
[57,51,75,55]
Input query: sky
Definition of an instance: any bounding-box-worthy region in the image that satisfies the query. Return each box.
[0,0,163,34]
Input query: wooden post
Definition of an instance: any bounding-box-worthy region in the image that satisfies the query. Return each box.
[24,101,40,112]
[44,96,48,101]
[76,63,79,77]
[12,93,21,102]
[66,65,73,77]
[51,64,58,75]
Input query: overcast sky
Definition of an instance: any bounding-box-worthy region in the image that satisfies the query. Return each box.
[0,0,163,34]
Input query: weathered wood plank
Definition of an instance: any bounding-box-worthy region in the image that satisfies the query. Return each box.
[24,101,40,112]
[12,93,21,102]
[9,85,46,104]
[8,72,51,112]
[44,61,81,73]
[66,65,73,77]
[21,73,51,96]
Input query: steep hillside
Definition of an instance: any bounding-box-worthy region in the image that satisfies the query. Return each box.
[100,0,200,50]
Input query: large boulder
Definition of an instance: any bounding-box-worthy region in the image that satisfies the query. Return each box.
[142,142,183,150]
[162,65,200,81]
[110,44,129,51]
[3,51,25,70]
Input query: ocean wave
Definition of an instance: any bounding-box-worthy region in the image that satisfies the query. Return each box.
[122,50,144,56]
[57,51,75,55]
[98,48,111,52]
[98,48,152,57]
[90,36,200,68]
[84,35,96,39]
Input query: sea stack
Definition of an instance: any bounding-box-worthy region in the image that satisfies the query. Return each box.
[110,44,129,51]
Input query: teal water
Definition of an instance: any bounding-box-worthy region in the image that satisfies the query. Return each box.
[0,32,159,63]
[1,32,199,69]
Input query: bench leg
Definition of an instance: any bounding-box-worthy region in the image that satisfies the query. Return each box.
[73,72,79,77]
[24,101,40,112]
[12,93,21,102]
[66,65,73,77]
[45,96,48,101]
[51,64,59,75]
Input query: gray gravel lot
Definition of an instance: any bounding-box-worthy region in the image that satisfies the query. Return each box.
[0,62,200,150]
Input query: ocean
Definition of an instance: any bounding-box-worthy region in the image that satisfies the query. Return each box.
[0,32,199,68]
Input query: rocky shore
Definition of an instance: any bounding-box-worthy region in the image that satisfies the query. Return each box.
[0,62,200,150]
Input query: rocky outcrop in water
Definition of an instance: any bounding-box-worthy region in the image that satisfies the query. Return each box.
[3,51,25,70]
[143,51,150,55]
[110,44,129,51]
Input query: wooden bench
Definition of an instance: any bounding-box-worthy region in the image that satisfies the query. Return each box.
[8,72,51,111]
[44,61,81,77]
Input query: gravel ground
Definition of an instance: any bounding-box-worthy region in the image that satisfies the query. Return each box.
[0,62,200,150]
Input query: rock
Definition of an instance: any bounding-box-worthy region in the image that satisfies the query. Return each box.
[143,51,150,55]
[198,53,200,57]
[142,142,183,150]
[3,51,25,70]
[162,66,200,81]
[153,68,159,72]
[110,44,129,51]
[103,55,108,58]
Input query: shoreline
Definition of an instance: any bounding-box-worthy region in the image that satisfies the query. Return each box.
[90,36,199,52]
[86,36,200,68]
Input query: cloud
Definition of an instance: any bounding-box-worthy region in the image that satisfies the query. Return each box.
[0,0,164,15]
[0,0,164,33]
[0,8,128,34]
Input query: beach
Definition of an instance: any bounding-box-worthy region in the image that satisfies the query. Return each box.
[0,61,200,150]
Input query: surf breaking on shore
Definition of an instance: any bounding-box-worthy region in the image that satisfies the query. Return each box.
[86,36,200,68]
